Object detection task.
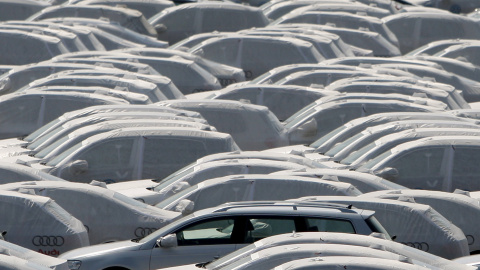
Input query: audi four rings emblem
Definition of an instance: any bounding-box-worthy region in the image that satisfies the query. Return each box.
[135,227,157,237]
[32,236,65,246]
[402,242,429,251]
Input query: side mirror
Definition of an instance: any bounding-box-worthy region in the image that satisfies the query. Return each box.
[175,199,195,216]
[374,167,399,182]
[68,160,88,175]
[289,118,317,143]
[157,234,177,248]
[154,24,167,34]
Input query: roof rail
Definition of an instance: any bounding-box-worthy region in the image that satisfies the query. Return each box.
[212,200,357,213]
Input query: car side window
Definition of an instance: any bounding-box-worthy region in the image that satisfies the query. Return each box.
[244,218,297,243]
[76,138,135,169]
[175,218,236,246]
[305,218,356,234]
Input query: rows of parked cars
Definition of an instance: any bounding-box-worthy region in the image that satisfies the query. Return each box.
[2,0,480,269]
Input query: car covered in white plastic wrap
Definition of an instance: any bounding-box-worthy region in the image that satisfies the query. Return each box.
[34,127,239,183]
[0,190,89,257]
[361,189,480,254]
[0,181,181,245]
[158,100,289,150]
[293,196,470,259]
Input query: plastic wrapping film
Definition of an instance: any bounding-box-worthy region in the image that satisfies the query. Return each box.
[361,189,480,254]
[28,5,157,37]
[208,85,328,122]
[0,90,128,139]
[238,244,432,270]
[190,35,323,80]
[159,175,362,213]
[48,68,185,100]
[0,254,53,270]
[159,99,289,150]
[0,239,68,270]
[297,196,470,259]
[0,162,65,184]
[48,127,239,182]
[369,136,480,191]
[269,168,407,193]
[0,190,89,257]
[0,181,180,244]
[313,111,470,153]
[155,159,309,203]
[0,30,69,65]
[26,75,166,101]
[149,2,269,44]
[24,104,206,145]
[273,256,432,270]
[216,232,474,270]
[286,99,441,146]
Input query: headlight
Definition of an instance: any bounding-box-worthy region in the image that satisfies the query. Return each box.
[67,260,82,270]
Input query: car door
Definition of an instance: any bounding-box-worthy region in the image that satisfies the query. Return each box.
[149,217,239,269]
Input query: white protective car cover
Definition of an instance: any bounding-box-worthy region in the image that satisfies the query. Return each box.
[189,35,324,80]
[25,74,169,103]
[156,174,362,213]
[119,47,246,87]
[159,100,289,150]
[224,244,426,270]
[206,232,474,270]
[149,2,270,44]
[272,11,399,48]
[0,29,69,65]
[47,127,240,182]
[361,136,480,191]
[0,21,107,51]
[295,196,469,259]
[109,158,311,205]
[0,162,65,184]
[361,189,480,253]
[0,0,50,21]
[0,190,89,257]
[96,54,222,94]
[324,81,464,110]
[383,12,480,54]
[0,116,216,165]
[310,111,474,153]
[0,254,52,270]
[27,5,157,37]
[0,239,68,270]
[72,0,175,19]
[270,23,401,57]
[284,99,442,146]
[0,91,128,140]
[0,181,181,244]
[45,66,185,100]
[189,84,336,121]
[0,62,125,95]
[30,86,152,105]
[273,256,431,270]
[270,168,407,193]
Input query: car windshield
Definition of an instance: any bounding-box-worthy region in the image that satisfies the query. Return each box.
[155,184,200,209]
[357,150,392,171]
[309,125,347,148]
[46,141,83,166]
[24,118,61,142]
[341,142,377,165]
[35,135,69,158]
[324,132,364,157]
[27,125,64,150]
[153,166,196,192]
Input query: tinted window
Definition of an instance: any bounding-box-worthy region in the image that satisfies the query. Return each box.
[305,217,355,233]
[175,217,236,246]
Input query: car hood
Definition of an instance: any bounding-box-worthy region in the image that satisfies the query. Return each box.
[58,240,142,260]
